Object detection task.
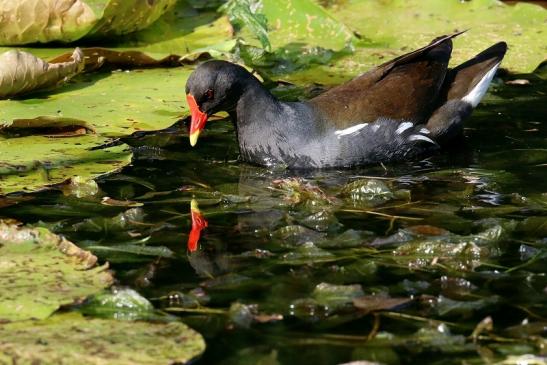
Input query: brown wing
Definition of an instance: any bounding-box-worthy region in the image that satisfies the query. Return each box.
[309,32,465,129]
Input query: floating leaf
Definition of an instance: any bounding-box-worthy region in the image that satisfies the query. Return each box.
[0,135,131,195]
[330,0,547,73]
[0,67,188,137]
[0,222,113,321]
[0,312,205,364]
[261,0,354,51]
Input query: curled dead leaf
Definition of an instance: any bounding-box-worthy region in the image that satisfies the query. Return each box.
[0,48,84,99]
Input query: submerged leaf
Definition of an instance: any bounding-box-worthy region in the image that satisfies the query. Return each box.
[0,48,83,99]
[312,282,364,310]
[0,222,113,321]
[281,242,335,264]
[59,176,100,198]
[433,295,499,317]
[80,287,155,320]
[391,224,507,270]
[353,295,412,314]
[340,179,396,207]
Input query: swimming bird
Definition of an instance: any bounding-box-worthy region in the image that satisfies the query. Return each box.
[185,33,507,169]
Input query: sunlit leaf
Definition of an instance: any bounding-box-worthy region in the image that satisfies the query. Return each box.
[0,312,205,364]
[0,222,113,321]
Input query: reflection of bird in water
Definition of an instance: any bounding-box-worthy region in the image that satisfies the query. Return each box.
[185,166,354,277]
[187,199,208,253]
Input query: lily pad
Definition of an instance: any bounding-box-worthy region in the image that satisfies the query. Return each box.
[0,222,113,321]
[114,0,235,60]
[0,67,188,137]
[261,0,354,51]
[233,0,353,51]
[276,0,547,84]
[330,0,547,74]
[0,312,205,365]
[0,134,132,195]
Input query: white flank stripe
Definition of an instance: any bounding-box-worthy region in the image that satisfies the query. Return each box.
[396,122,414,135]
[419,127,430,134]
[334,123,368,137]
[462,62,500,108]
[408,134,437,145]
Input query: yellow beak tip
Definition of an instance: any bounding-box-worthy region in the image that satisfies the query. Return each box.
[189,131,200,147]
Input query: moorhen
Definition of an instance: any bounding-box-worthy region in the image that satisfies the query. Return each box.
[185,32,507,169]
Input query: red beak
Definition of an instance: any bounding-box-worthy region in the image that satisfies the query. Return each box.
[187,199,208,252]
[186,94,208,146]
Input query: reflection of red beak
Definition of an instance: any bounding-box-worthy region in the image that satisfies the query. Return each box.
[186,94,208,147]
[188,199,208,252]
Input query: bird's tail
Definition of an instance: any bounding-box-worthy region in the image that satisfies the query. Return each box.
[426,41,507,145]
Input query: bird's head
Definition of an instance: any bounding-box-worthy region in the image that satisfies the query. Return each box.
[185,60,251,146]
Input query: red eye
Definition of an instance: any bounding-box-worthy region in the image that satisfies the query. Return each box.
[205,89,214,100]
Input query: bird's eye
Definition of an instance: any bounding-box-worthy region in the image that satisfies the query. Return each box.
[204,89,214,100]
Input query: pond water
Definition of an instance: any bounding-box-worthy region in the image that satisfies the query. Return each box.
[2,69,546,364]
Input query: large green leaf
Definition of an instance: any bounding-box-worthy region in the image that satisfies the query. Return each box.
[0,2,235,63]
[0,67,188,137]
[0,134,132,195]
[0,312,205,364]
[0,222,113,321]
[330,0,547,74]
[117,0,235,60]
[261,0,354,51]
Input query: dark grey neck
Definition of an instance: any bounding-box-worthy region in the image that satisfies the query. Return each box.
[234,76,281,127]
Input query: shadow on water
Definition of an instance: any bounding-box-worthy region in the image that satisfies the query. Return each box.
[1,71,546,365]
